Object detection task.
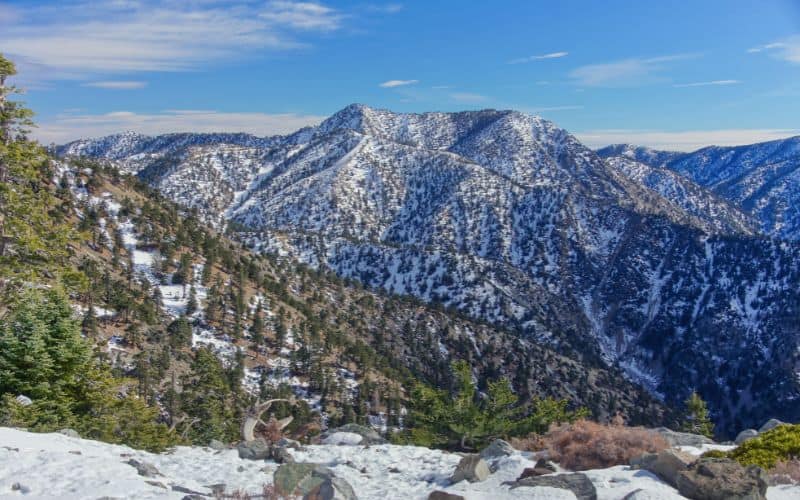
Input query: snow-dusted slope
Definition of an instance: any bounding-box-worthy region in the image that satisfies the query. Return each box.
[5,427,798,500]
[598,137,800,240]
[60,105,800,436]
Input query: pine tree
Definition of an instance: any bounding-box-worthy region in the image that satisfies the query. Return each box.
[681,391,714,438]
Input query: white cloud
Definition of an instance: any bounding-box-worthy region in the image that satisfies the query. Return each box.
[509,51,568,64]
[379,79,418,88]
[81,80,147,90]
[0,1,343,75]
[672,80,740,88]
[747,35,800,64]
[570,53,700,87]
[260,1,344,31]
[35,109,326,144]
[450,92,488,103]
[576,128,800,152]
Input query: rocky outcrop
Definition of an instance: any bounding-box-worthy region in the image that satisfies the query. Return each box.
[653,428,715,447]
[630,449,695,487]
[450,455,490,483]
[479,439,515,459]
[735,429,759,445]
[273,463,357,500]
[675,458,768,500]
[510,473,597,500]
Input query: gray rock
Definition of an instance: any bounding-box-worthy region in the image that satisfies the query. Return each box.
[125,459,161,478]
[171,485,206,495]
[58,428,80,438]
[271,445,295,464]
[450,454,490,483]
[517,459,558,479]
[675,458,768,500]
[273,463,356,500]
[321,424,386,445]
[15,395,32,406]
[758,419,786,433]
[633,449,695,487]
[237,439,271,460]
[428,492,465,500]
[207,439,227,450]
[510,473,597,500]
[479,439,515,459]
[275,437,303,449]
[653,427,715,447]
[735,429,760,445]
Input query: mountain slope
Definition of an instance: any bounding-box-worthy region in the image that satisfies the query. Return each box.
[61,105,800,436]
[598,137,800,240]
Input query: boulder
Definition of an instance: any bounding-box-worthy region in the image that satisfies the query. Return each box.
[237,439,271,460]
[450,454,490,483]
[207,439,227,450]
[510,473,597,500]
[479,439,515,459]
[735,429,760,445]
[271,446,295,464]
[58,428,80,438]
[517,458,557,479]
[428,492,465,500]
[632,449,695,487]
[125,459,161,478]
[273,463,356,500]
[321,424,386,445]
[653,427,715,447]
[322,432,364,446]
[758,419,785,433]
[675,458,768,500]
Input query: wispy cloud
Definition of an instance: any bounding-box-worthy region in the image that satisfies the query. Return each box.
[509,51,568,64]
[748,35,800,64]
[0,1,345,76]
[450,92,488,103]
[570,53,701,87]
[673,80,740,88]
[81,80,147,90]
[577,128,800,151]
[36,109,327,144]
[379,79,418,88]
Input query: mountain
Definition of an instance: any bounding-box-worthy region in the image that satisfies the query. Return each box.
[60,105,800,436]
[598,136,800,240]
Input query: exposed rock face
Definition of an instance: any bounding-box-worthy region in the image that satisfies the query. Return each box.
[479,439,516,459]
[273,463,357,500]
[735,429,760,445]
[236,439,272,460]
[510,473,598,500]
[631,449,695,487]
[758,419,786,433]
[427,492,464,500]
[450,455,490,483]
[675,458,768,500]
[653,428,715,448]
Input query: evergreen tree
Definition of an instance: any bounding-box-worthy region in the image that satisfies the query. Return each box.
[180,348,238,443]
[681,391,714,438]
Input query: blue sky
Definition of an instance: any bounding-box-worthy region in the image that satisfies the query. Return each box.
[2,0,800,150]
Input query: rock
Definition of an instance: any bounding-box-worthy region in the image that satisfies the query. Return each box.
[653,427,715,447]
[634,449,695,487]
[275,437,303,449]
[58,428,80,438]
[758,419,785,433]
[428,492,465,500]
[271,445,295,464]
[207,439,227,450]
[237,439,271,460]
[205,483,226,496]
[15,395,32,406]
[171,485,206,495]
[273,463,356,500]
[735,429,760,445]
[322,431,364,446]
[321,424,386,445]
[517,467,556,479]
[675,458,768,500]
[479,439,515,459]
[145,481,167,489]
[125,459,161,478]
[450,454,490,483]
[510,473,597,500]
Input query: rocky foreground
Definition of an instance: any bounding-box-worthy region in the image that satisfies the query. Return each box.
[1,426,799,500]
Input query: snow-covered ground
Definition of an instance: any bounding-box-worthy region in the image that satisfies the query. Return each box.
[1,428,798,500]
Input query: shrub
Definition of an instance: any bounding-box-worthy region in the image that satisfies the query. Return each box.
[701,449,727,459]
[728,424,800,469]
[543,419,669,471]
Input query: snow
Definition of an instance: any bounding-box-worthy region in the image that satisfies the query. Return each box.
[320,432,363,445]
[3,427,798,500]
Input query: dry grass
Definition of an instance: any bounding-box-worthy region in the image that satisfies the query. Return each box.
[543,419,669,471]
[770,459,800,485]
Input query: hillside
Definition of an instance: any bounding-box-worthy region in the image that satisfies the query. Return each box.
[62,105,800,437]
